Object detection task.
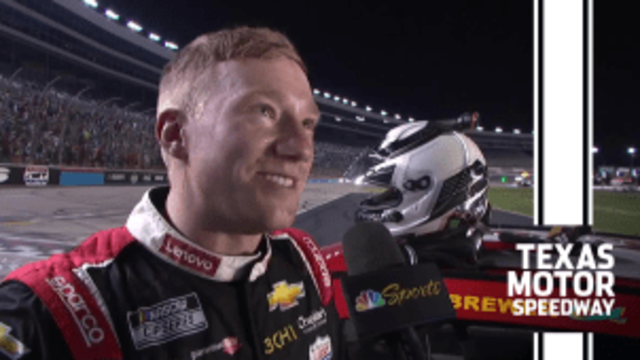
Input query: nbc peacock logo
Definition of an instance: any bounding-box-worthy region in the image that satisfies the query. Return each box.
[355,290,386,312]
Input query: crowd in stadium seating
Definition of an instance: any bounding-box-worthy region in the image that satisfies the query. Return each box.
[0,75,163,170]
[0,74,368,177]
[312,141,368,178]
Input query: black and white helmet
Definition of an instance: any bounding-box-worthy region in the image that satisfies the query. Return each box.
[345,113,490,238]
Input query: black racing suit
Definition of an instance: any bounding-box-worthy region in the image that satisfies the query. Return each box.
[0,186,342,360]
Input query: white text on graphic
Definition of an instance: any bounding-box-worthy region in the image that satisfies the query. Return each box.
[507,243,616,317]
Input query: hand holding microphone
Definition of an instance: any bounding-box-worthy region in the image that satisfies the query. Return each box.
[341,222,457,360]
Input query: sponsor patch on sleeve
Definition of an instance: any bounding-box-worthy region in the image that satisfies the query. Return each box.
[127,293,208,350]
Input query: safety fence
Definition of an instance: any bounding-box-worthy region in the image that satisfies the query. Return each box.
[0,163,167,187]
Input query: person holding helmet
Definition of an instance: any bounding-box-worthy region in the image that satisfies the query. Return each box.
[338,112,491,359]
[345,112,490,268]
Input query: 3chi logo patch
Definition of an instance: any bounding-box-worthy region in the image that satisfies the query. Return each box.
[0,322,29,359]
[268,281,305,312]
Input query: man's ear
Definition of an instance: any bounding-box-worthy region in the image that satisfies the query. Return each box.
[156,109,188,162]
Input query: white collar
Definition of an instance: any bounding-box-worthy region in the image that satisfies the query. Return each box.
[126,187,272,282]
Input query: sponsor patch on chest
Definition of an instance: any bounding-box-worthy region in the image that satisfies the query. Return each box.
[268,281,305,312]
[127,293,208,350]
[0,322,29,359]
[309,335,332,360]
[298,308,327,334]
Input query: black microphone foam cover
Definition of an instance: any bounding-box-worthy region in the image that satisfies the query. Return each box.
[342,222,406,276]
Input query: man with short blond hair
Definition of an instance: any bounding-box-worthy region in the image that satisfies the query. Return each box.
[0,27,344,360]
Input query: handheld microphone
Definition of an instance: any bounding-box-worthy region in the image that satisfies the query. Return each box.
[341,222,456,360]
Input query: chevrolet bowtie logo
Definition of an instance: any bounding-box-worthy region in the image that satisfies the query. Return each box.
[268,281,305,312]
[0,322,29,359]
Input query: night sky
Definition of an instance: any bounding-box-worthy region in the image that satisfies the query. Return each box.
[99,0,631,166]
[595,2,638,167]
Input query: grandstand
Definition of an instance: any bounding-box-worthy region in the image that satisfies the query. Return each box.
[0,0,533,178]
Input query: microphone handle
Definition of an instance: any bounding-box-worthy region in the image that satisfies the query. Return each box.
[386,328,428,360]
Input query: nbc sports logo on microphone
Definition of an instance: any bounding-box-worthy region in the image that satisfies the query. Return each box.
[355,290,386,312]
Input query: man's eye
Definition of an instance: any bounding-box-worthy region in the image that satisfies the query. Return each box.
[303,118,317,130]
[259,104,276,119]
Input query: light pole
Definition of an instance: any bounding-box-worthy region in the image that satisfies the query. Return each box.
[629,147,636,181]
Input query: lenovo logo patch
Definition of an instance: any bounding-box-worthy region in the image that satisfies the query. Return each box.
[160,235,221,277]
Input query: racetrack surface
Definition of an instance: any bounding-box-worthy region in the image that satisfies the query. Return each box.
[0,184,531,277]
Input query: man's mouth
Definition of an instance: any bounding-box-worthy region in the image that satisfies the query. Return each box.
[260,173,296,188]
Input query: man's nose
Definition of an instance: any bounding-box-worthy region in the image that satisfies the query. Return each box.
[275,121,313,162]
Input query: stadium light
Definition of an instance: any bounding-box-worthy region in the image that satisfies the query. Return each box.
[342,99,349,104]
[408,117,414,122]
[333,96,340,102]
[83,0,99,9]
[365,106,372,111]
[628,147,636,155]
[323,92,331,98]
[313,89,320,95]
[149,33,161,42]
[105,9,120,21]
[477,126,484,131]
[351,101,357,107]
[381,110,387,116]
[395,114,401,120]
[164,41,179,50]
[335,117,342,122]
[356,116,365,122]
[127,21,143,32]
[495,127,503,133]
[513,129,521,134]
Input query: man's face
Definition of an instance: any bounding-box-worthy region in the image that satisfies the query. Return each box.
[184,57,319,234]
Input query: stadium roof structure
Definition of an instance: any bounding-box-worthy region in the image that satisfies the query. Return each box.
[0,0,173,90]
[0,0,533,157]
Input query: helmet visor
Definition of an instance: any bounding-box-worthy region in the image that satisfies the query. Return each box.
[342,147,388,185]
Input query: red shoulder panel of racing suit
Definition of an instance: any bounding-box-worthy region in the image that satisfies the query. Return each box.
[4,226,136,360]
[272,228,334,307]
[320,242,351,319]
